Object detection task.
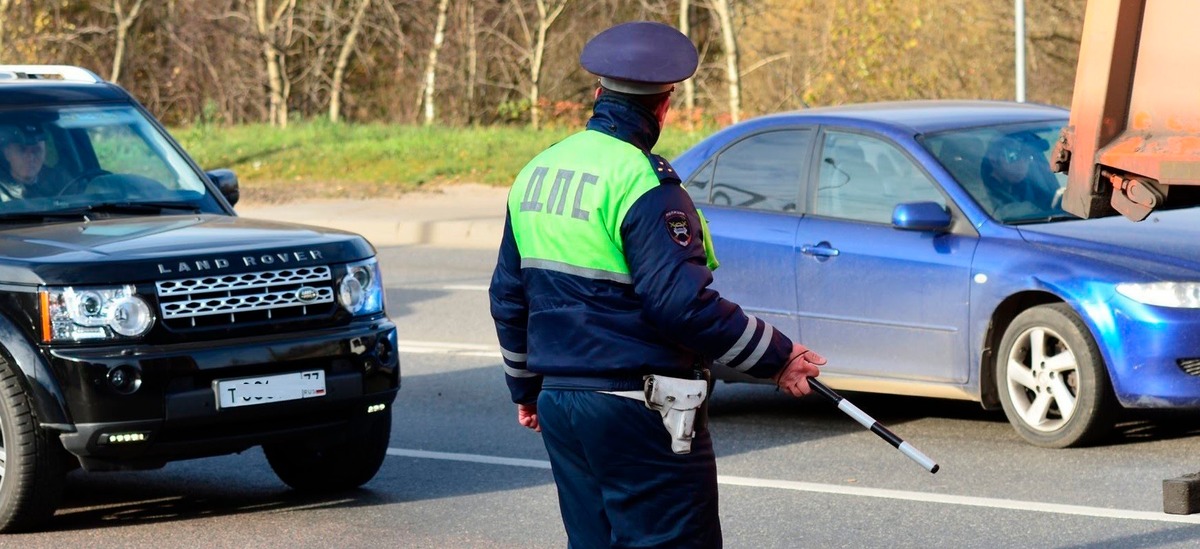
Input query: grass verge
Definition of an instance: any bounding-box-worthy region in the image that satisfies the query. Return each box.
[173,121,710,203]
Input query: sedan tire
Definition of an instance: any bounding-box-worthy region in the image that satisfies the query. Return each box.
[996,303,1115,448]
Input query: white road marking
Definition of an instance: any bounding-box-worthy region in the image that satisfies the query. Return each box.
[386,447,1200,525]
[442,284,489,291]
[387,448,550,469]
[718,475,1200,525]
[400,340,500,358]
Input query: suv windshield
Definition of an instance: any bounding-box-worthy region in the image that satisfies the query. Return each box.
[0,105,222,218]
[922,121,1071,224]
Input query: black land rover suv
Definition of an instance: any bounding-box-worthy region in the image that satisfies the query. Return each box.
[0,65,399,532]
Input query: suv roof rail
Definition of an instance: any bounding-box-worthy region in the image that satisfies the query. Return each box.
[0,65,104,84]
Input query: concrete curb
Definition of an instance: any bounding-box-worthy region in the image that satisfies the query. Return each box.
[233,184,509,250]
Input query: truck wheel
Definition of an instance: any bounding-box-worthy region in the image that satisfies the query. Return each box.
[995,303,1115,448]
[263,411,391,492]
[0,356,65,533]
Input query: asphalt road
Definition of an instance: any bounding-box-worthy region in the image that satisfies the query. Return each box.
[10,244,1200,548]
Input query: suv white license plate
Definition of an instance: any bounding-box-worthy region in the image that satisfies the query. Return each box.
[214,370,326,410]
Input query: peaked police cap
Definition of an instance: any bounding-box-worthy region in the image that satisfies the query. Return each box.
[580,21,699,95]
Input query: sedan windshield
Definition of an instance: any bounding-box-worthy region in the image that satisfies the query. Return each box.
[0,105,222,218]
[923,121,1070,224]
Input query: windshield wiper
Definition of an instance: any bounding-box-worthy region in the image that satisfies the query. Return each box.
[81,201,202,215]
[1008,213,1082,225]
[0,211,89,223]
[0,201,202,223]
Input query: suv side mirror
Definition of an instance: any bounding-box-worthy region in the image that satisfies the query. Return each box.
[206,169,239,207]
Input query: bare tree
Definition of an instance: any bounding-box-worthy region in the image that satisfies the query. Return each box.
[330,0,372,123]
[679,0,696,113]
[507,0,569,129]
[0,0,1085,128]
[0,0,12,62]
[255,0,297,127]
[108,0,145,84]
[421,0,451,125]
[464,0,478,124]
[708,0,741,123]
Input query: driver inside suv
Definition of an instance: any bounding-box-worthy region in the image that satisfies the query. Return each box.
[0,122,66,202]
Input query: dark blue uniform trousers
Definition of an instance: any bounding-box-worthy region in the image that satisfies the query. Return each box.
[537,389,722,549]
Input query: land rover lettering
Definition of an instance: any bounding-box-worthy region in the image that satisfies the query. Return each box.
[155,250,322,274]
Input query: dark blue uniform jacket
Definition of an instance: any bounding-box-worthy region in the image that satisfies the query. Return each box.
[489,94,793,404]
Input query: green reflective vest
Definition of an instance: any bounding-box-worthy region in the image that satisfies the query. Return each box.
[508,129,717,278]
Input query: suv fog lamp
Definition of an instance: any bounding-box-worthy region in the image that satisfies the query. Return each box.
[337,259,384,316]
[107,365,142,394]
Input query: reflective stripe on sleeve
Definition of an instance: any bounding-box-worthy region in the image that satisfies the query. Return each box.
[500,347,528,363]
[732,323,774,372]
[504,365,540,378]
[715,315,759,366]
[521,258,633,284]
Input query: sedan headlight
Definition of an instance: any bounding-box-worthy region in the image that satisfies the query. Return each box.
[41,285,154,342]
[337,258,385,316]
[1115,282,1200,308]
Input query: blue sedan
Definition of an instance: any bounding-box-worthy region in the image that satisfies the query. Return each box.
[673,100,1200,448]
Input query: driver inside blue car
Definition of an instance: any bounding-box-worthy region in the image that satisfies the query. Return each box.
[980,134,1063,220]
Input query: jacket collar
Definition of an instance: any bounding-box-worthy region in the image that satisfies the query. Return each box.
[585,94,661,152]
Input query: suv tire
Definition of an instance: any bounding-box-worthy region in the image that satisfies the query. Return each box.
[0,356,66,533]
[263,411,391,492]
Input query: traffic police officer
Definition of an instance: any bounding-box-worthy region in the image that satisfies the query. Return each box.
[489,21,825,548]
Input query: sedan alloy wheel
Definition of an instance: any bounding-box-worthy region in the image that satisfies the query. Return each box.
[996,303,1116,448]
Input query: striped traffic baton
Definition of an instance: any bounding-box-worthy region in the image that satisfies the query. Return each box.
[808,378,940,474]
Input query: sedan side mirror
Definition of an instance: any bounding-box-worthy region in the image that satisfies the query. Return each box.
[206,168,240,207]
[893,201,952,232]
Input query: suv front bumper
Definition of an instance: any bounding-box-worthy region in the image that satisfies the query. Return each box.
[52,318,399,471]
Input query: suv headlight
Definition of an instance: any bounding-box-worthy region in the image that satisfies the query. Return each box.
[1116,282,1200,308]
[41,285,155,342]
[337,258,385,316]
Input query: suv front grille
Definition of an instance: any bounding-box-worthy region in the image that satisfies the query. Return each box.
[156,266,337,330]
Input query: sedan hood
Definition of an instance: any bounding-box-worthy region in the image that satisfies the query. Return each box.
[1017,209,1200,276]
[0,214,375,285]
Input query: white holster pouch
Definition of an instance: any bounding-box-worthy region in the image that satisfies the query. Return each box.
[604,375,709,454]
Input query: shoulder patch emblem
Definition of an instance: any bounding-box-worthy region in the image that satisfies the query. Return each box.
[664,210,692,247]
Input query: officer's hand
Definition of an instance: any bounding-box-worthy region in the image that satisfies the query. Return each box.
[773,343,825,397]
[517,402,541,432]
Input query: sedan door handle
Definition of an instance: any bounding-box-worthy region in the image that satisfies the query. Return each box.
[800,242,840,257]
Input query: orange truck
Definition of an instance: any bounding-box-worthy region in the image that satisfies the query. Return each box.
[1053,0,1200,221]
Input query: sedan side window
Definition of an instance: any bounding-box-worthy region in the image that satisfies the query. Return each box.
[815,131,945,223]
[683,160,715,204]
[706,129,812,212]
